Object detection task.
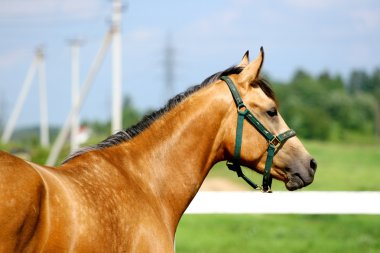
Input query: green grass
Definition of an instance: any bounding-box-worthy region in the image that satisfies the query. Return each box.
[207,140,380,191]
[176,214,380,253]
[302,141,380,191]
[176,141,380,252]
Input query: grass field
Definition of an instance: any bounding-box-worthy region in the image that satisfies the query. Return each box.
[206,140,380,191]
[176,214,380,253]
[176,141,380,252]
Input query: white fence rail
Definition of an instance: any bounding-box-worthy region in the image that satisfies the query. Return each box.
[185,191,380,215]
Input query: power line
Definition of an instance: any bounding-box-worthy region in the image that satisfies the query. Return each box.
[164,32,175,100]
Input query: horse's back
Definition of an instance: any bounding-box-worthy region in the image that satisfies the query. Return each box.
[0,151,176,252]
[0,151,46,252]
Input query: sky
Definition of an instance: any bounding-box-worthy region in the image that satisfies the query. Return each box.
[0,0,379,129]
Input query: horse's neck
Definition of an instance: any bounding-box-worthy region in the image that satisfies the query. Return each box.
[117,83,230,229]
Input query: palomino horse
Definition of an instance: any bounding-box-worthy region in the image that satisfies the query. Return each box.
[0,48,316,252]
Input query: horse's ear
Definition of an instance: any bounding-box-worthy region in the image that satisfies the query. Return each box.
[238,47,264,86]
[238,50,250,68]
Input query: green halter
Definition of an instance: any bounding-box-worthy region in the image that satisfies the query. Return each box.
[221,76,296,193]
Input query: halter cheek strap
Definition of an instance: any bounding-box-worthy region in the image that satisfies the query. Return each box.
[221,76,296,193]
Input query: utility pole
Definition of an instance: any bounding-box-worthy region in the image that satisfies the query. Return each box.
[0,92,6,131]
[1,47,50,146]
[47,0,125,165]
[164,33,175,100]
[111,0,123,133]
[46,31,113,166]
[37,47,49,148]
[1,54,37,144]
[68,39,83,152]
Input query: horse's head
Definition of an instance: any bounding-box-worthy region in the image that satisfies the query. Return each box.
[222,48,316,191]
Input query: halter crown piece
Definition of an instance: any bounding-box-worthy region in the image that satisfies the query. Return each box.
[221,76,296,193]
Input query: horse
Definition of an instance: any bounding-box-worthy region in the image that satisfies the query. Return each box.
[0,48,316,252]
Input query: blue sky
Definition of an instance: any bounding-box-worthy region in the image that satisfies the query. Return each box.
[0,0,379,128]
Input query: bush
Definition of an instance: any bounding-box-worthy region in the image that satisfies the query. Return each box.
[272,69,377,142]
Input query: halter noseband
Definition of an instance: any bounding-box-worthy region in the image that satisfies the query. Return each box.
[221,76,296,193]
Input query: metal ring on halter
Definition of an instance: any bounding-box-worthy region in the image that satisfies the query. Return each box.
[237,104,248,114]
[269,136,281,149]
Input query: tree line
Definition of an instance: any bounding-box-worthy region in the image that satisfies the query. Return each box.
[1,68,379,147]
[115,68,380,143]
[271,68,380,142]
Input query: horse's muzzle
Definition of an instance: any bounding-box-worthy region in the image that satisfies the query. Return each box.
[286,158,317,191]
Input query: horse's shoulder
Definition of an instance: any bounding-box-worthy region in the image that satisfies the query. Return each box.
[0,151,46,251]
[0,151,44,187]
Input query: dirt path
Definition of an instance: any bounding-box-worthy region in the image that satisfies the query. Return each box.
[200,177,248,191]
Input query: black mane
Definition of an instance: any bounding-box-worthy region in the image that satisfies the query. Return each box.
[63,65,275,163]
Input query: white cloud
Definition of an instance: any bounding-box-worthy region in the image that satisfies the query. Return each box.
[351,9,380,31]
[0,48,28,68]
[127,28,161,43]
[197,9,239,33]
[0,0,54,16]
[0,0,107,20]
[283,0,345,10]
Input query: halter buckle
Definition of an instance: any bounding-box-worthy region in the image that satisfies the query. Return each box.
[269,136,281,149]
[226,161,238,172]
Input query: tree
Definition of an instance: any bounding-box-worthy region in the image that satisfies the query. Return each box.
[82,96,143,137]
[272,68,377,142]
[291,69,313,84]
[348,70,372,93]
[122,96,142,129]
[318,71,345,91]
[372,68,380,139]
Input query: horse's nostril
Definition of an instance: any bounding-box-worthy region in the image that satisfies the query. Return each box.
[310,159,317,171]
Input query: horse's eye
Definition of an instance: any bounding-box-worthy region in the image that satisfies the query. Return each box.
[266,108,278,117]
